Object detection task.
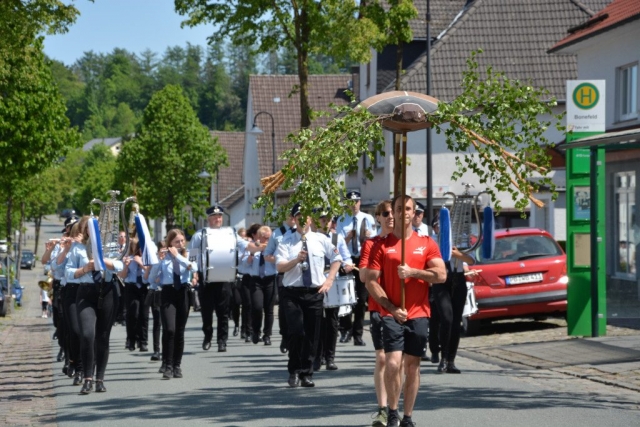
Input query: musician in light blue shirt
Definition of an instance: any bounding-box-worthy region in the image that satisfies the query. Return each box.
[59,216,123,394]
[147,228,196,380]
[243,225,277,346]
[120,238,150,352]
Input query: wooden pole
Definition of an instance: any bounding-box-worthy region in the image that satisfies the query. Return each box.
[401,132,407,310]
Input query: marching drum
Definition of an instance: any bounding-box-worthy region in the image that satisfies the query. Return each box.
[324,275,357,308]
[462,281,479,318]
[204,227,237,283]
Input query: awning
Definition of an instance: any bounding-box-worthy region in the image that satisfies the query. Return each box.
[557,128,640,150]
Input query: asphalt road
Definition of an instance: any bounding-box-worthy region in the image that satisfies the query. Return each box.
[22,216,640,426]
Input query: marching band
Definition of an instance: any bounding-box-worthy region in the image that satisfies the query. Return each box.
[42,190,465,427]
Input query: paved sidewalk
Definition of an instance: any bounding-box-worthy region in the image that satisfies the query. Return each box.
[0,274,57,426]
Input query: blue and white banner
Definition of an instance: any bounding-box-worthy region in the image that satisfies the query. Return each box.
[482,206,495,260]
[438,207,452,262]
[88,217,106,272]
[135,213,159,266]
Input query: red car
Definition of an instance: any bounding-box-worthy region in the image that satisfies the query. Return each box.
[465,227,568,335]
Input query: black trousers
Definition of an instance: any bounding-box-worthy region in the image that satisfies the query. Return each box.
[77,283,117,381]
[52,282,65,354]
[115,280,126,322]
[145,290,162,353]
[160,285,189,367]
[284,287,323,378]
[277,274,288,341]
[63,283,82,372]
[339,269,368,339]
[240,274,253,336]
[125,283,150,346]
[316,306,339,363]
[429,271,467,361]
[198,281,231,344]
[250,275,276,338]
[231,278,241,328]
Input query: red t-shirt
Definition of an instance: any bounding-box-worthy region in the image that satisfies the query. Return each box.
[360,236,383,313]
[368,231,442,319]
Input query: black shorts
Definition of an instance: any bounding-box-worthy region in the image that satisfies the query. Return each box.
[381,316,429,357]
[369,311,384,351]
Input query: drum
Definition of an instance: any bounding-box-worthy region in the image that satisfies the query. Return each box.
[323,275,356,308]
[204,227,237,283]
[462,281,478,318]
[337,304,352,317]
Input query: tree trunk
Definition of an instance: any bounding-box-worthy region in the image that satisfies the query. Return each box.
[16,202,24,281]
[297,6,312,130]
[165,198,175,233]
[395,41,404,91]
[34,215,41,256]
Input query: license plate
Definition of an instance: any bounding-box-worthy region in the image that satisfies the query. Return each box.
[506,273,543,285]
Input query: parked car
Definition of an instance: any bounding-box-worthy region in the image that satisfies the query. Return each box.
[0,275,8,317]
[465,227,568,335]
[20,250,35,270]
[0,240,7,253]
[59,209,76,219]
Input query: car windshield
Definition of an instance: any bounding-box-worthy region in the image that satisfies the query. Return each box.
[22,252,34,260]
[475,234,563,264]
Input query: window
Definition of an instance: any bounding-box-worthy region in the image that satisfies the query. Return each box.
[618,63,638,122]
[614,171,636,276]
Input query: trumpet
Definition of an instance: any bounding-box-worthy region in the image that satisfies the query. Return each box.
[38,273,53,293]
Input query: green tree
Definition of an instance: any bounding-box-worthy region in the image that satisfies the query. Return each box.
[75,143,118,214]
[23,166,65,255]
[199,45,242,130]
[175,0,381,128]
[115,85,228,232]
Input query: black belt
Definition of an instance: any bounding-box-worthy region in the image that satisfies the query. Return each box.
[285,286,319,293]
[251,275,276,279]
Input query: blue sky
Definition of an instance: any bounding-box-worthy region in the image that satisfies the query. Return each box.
[44,0,215,65]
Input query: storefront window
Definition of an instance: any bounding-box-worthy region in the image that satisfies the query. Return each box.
[615,171,636,276]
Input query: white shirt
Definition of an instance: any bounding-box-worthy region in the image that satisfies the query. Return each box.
[336,211,376,257]
[275,231,342,288]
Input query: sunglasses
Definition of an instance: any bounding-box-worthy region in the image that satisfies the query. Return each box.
[380,211,392,218]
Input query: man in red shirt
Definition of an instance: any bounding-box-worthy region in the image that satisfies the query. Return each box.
[366,195,446,427]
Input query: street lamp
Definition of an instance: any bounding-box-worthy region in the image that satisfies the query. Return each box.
[197,168,217,206]
[250,111,276,177]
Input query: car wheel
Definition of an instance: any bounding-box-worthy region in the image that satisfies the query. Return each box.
[462,317,482,336]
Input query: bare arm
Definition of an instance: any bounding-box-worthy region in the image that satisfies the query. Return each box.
[397,257,447,284]
[366,269,407,323]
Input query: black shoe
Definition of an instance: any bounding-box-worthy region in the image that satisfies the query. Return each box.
[326,360,338,371]
[95,381,106,393]
[125,339,130,350]
[437,359,447,373]
[173,366,183,378]
[344,331,353,343]
[80,379,93,394]
[339,331,347,343]
[263,336,272,346]
[163,366,173,379]
[353,336,366,346]
[387,412,400,427]
[300,376,315,387]
[52,331,58,340]
[66,364,75,378]
[73,371,83,386]
[446,361,461,374]
[280,339,288,354]
[139,344,148,352]
[56,349,64,362]
[218,342,227,352]
[430,353,440,364]
[400,417,416,427]
[313,359,321,372]
[202,339,212,351]
[233,326,239,336]
[245,335,252,343]
[251,332,260,344]
[158,362,166,374]
[240,331,247,339]
[62,364,69,376]
[150,352,161,361]
[288,373,300,388]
